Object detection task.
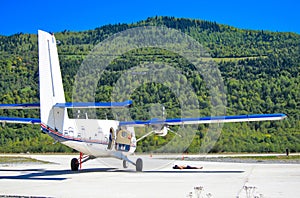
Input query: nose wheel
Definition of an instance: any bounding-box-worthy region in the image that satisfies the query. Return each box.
[136,158,143,172]
[123,160,129,168]
[122,157,143,172]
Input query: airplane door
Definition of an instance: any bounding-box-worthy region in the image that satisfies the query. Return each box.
[107,127,115,150]
[115,129,131,152]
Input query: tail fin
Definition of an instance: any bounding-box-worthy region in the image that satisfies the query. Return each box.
[38,30,66,128]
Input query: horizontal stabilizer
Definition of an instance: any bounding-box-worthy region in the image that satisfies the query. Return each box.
[0,117,41,124]
[54,100,133,109]
[0,103,40,109]
[119,113,287,127]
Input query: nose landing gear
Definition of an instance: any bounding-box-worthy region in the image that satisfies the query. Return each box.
[122,157,143,172]
[135,158,143,172]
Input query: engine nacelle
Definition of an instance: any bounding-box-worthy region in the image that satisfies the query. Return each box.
[154,126,168,136]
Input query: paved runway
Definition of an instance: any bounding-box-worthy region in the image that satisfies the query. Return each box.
[0,154,299,197]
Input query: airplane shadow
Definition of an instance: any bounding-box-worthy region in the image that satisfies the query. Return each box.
[144,170,244,173]
[0,168,116,181]
[102,169,244,174]
[0,168,244,181]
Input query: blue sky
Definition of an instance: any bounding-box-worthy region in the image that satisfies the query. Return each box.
[0,0,299,35]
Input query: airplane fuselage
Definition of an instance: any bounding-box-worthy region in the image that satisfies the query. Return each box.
[41,119,136,158]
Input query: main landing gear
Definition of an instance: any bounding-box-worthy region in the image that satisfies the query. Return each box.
[71,158,79,171]
[71,152,94,171]
[122,157,143,172]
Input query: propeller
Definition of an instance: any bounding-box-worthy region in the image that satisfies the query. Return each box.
[136,105,181,142]
[136,128,155,142]
[137,125,182,142]
[164,125,182,137]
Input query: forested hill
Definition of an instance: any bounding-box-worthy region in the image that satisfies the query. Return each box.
[0,16,299,153]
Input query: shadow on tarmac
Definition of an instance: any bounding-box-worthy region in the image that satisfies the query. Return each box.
[0,167,244,181]
[0,168,116,180]
[144,170,244,173]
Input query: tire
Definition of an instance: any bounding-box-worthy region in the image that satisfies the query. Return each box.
[123,160,129,168]
[136,158,143,172]
[71,158,79,171]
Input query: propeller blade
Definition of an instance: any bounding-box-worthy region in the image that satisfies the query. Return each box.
[168,128,182,137]
[136,130,155,142]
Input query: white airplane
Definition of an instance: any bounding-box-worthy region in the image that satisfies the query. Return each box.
[0,30,287,171]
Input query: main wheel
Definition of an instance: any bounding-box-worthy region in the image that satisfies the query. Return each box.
[136,158,143,172]
[71,158,79,171]
[123,160,129,168]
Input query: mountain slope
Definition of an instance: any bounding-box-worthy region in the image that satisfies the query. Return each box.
[0,16,299,153]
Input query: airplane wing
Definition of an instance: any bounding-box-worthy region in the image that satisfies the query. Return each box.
[0,103,40,109]
[0,101,132,109]
[0,117,41,124]
[54,100,133,108]
[0,103,41,124]
[119,113,287,127]
[0,100,132,124]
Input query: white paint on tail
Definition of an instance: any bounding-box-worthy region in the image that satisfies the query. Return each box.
[38,30,67,131]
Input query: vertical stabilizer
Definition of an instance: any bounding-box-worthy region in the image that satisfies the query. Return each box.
[38,30,66,129]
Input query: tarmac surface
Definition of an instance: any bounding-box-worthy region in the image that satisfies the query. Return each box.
[0,154,299,198]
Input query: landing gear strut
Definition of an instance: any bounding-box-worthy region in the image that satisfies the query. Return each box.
[121,157,143,172]
[70,152,94,171]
